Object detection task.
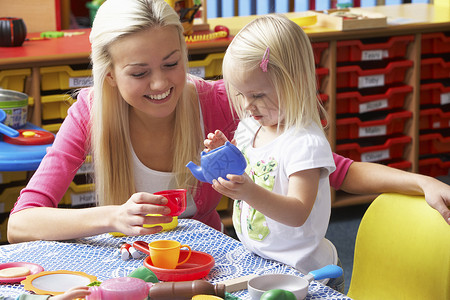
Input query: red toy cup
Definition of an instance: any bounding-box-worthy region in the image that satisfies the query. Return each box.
[154,189,187,216]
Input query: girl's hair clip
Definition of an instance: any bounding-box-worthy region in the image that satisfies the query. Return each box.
[260,47,270,72]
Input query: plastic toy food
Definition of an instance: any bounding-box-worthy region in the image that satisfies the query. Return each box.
[261,289,296,300]
[148,280,226,300]
[186,141,247,184]
[86,277,152,300]
[0,266,30,278]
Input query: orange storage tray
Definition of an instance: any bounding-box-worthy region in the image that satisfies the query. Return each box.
[336,84,412,114]
[337,35,413,62]
[316,67,329,91]
[421,56,450,80]
[419,156,450,177]
[419,131,450,155]
[336,135,411,162]
[336,110,412,140]
[420,108,450,130]
[312,42,329,66]
[336,59,413,89]
[422,32,450,55]
[420,81,450,106]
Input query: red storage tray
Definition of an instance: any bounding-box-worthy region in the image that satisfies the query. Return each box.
[421,57,450,80]
[337,35,413,62]
[419,132,450,155]
[336,84,412,114]
[420,108,450,130]
[420,81,450,106]
[336,135,412,162]
[312,42,329,66]
[422,32,450,55]
[419,157,450,177]
[336,110,412,140]
[336,60,413,89]
[387,159,412,171]
[316,67,329,91]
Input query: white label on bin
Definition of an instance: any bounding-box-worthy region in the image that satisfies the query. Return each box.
[361,149,390,162]
[71,192,96,206]
[188,67,205,78]
[76,162,94,175]
[440,92,450,105]
[361,50,388,61]
[433,121,441,129]
[359,99,388,113]
[359,125,387,137]
[69,77,93,88]
[358,74,385,89]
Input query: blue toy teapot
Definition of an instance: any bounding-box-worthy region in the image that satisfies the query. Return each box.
[186,141,247,184]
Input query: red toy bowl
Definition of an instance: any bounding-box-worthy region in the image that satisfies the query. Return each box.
[143,250,215,282]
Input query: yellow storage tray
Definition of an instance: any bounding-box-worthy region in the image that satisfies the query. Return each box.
[76,155,94,175]
[41,94,76,120]
[61,181,95,207]
[0,185,24,214]
[41,123,62,134]
[188,53,224,79]
[0,213,9,243]
[0,69,31,92]
[0,171,27,185]
[40,65,93,91]
[216,195,230,212]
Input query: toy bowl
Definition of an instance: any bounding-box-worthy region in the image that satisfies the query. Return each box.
[143,250,215,282]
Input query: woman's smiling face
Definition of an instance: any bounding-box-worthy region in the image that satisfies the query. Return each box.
[106,26,186,121]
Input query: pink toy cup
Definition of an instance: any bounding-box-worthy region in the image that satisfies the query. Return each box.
[154,189,187,216]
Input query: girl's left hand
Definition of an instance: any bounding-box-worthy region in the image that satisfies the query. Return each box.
[50,286,90,300]
[212,173,255,201]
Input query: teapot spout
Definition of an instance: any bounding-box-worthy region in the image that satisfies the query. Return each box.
[186,161,207,183]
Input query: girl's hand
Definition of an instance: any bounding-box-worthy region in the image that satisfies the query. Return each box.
[212,173,255,201]
[51,286,90,300]
[110,192,174,236]
[204,130,235,152]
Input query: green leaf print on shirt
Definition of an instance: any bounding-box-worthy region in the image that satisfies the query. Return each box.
[233,151,277,241]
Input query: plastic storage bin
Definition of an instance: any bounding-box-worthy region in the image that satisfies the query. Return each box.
[420,56,450,80]
[420,108,450,130]
[0,171,27,184]
[336,110,412,140]
[0,69,31,92]
[422,32,450,55]
[386,159,411,171]
[0,185,24,214]
[419,131,450,155]
[337,35,413,62]
[420,81,450,106]
[312,42,329,65]
[41,94,76,120]
[188,53,224,79]
[336,84,412,114]
[336,135,412,162]
[40,65,93,91]
[316,67,329,91]
[61,181,95,207]
[336,60,413,89]
[0,213,8,243]
[419,156,450,177]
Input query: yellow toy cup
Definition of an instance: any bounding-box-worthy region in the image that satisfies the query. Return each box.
[149,240,192,269]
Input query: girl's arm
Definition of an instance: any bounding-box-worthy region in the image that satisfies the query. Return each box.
[340,161,450,224]
[7,193,173,243]
[213,168,320,227]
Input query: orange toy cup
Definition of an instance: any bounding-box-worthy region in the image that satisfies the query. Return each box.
[148,240,192,269]
[154,189,187,216]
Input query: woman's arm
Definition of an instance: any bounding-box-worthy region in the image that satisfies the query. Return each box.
[7,192,173,243]
[340,161,450,224]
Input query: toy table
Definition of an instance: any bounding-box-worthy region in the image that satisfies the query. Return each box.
[0,219,351,300]
[0,123,53,171]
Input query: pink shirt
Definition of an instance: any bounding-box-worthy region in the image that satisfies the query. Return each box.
[11,77,352,231]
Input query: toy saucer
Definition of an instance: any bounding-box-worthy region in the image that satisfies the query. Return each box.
[0,262,44,284]
[3,129,54,145]
[143,250,215,281]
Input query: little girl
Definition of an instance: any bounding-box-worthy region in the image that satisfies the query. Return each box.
[205,14,343,291]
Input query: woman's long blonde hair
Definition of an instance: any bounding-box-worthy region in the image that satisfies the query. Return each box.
[223,14,327,131]
[89,0,202,206]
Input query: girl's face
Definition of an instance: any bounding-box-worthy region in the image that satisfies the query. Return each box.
[230,67,281,129]
[107,26,186,121]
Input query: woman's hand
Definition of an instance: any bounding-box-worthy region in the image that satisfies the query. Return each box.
[110,192,175,236]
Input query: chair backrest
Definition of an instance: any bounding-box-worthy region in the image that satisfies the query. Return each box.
[347,193,450,300]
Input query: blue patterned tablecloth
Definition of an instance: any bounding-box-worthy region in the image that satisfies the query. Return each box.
[0,219,351,299]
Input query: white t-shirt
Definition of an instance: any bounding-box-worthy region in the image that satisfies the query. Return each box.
[233,118,336,274]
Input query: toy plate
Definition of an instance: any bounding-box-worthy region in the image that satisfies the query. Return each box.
[144,250,215,281]
[0,262,44,283]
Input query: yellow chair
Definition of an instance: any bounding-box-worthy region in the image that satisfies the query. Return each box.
[347,193,450,300]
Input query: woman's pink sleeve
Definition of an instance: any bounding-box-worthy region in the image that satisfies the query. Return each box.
[11,89,92,213]
[330,152,353,190]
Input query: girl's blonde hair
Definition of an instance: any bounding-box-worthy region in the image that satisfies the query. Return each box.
[223,14,327,131]
[89,0,202,206]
